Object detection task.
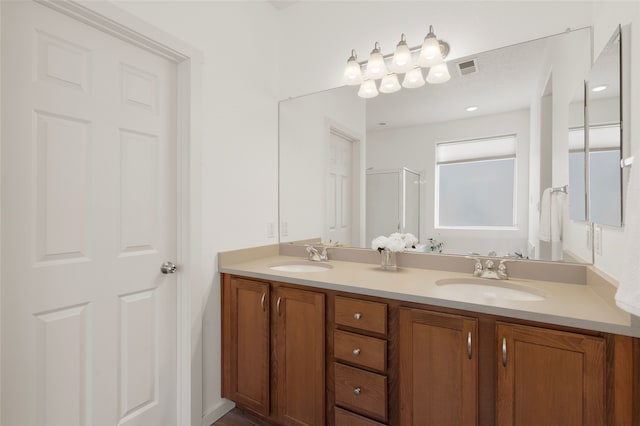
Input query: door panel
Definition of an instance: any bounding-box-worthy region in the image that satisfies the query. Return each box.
[399,307,478,426]
[274,287,325,426]
[327,130,353,245]
[496,323,605,426]
[2,2,178,425]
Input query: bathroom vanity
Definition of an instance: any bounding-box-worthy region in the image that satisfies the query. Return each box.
[220,246,640,425]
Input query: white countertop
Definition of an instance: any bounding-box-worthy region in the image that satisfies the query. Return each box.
[220,255,639,337]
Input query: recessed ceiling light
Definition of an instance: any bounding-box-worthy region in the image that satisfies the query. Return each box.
[465,106,479,112]
[591,85,608,92]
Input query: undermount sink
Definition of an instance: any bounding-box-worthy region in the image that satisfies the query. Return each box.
[269,261,332,273]
[435,277,546,302]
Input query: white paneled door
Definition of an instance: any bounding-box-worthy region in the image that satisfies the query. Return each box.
[2,2,179,425]
[326,130,353,246]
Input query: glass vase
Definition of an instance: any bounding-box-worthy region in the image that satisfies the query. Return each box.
[380,250,397,271]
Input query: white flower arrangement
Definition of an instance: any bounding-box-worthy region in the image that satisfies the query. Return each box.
[371,232,419,253]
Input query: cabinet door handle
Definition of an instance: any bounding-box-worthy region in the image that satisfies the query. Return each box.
[276,297,281,315]
[353,348,361,356]
[467,331,472,360]
[260,293,266,311]
[353,387,361,396]
[502,337,507,367]
[353,312,362,320]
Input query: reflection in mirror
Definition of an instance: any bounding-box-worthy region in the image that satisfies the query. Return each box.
[588,27,622,227]
[366,168,420,246]
[568,82,587,222]
[279,28,593,263]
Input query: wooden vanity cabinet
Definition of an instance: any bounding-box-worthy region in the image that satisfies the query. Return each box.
[398,307,478,426]
[496,322,606,426]
[222,275,325,425]
[397,309,634,426]
[222,273,638,425]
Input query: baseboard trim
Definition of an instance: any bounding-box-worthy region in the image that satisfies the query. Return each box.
[202,399,235,426]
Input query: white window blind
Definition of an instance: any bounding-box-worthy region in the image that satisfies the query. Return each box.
[436,135,516,164]
[436,135,517,228]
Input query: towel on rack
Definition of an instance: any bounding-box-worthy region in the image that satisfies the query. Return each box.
[615,164,640,316]
[538,188,565,242]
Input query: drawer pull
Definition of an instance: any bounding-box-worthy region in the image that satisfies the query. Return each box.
[352,348,361,356]
[276,297,282,315]
[354,312,362,320]
[467,331,472,360]
[353,387,361,396]
[260,293,266,311]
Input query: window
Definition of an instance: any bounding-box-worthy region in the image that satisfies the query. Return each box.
[436,135,517,228]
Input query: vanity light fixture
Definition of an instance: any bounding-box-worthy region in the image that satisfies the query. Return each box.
[591,84,608,92]
[426,61,451,84]
[402,67,426,88]
[345,26,451,98]
[390,34,413,73]
[380,73,402,93]
[365,42,388,80]
[358,79,379,98]
[417,26,444,67]
[344,49,363,86]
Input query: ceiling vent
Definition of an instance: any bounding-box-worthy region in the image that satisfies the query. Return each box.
[456,59,478,76]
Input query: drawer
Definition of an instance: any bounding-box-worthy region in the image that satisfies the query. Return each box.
[335,407,386,426]
[334,363,387,422]
[334,330,386,373]
[335,296,387,335]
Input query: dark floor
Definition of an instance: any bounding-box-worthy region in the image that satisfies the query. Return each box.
[212,408,272,426]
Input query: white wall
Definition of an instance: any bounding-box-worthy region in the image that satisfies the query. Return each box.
[112,1,279,424]
[367,109,530,257]
[589,2,640,279]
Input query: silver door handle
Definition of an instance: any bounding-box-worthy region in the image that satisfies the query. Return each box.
[160,261,177,274]
[467,331,472,360]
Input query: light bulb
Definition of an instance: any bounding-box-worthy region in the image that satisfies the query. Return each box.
[402,68,425,89]
[379,73,401,93]
[343,49,363,86]
[390,34,413,73]
[426,61,451,84]
[418,27,443,67]
[358,79,379,98]
[365,42,387,80]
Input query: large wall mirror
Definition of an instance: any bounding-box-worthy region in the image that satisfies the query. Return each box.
[279,28,596,264]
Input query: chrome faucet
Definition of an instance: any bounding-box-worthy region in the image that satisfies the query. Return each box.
[471,257,509,280]
[306,245,328,262]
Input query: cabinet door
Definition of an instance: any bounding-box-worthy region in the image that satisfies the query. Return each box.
[496,323,605,426]
[228,277,270,416]
[399,307,478,425]
[273,287,325,426]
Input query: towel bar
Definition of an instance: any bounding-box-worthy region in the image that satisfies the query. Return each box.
[550,185,568,194]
